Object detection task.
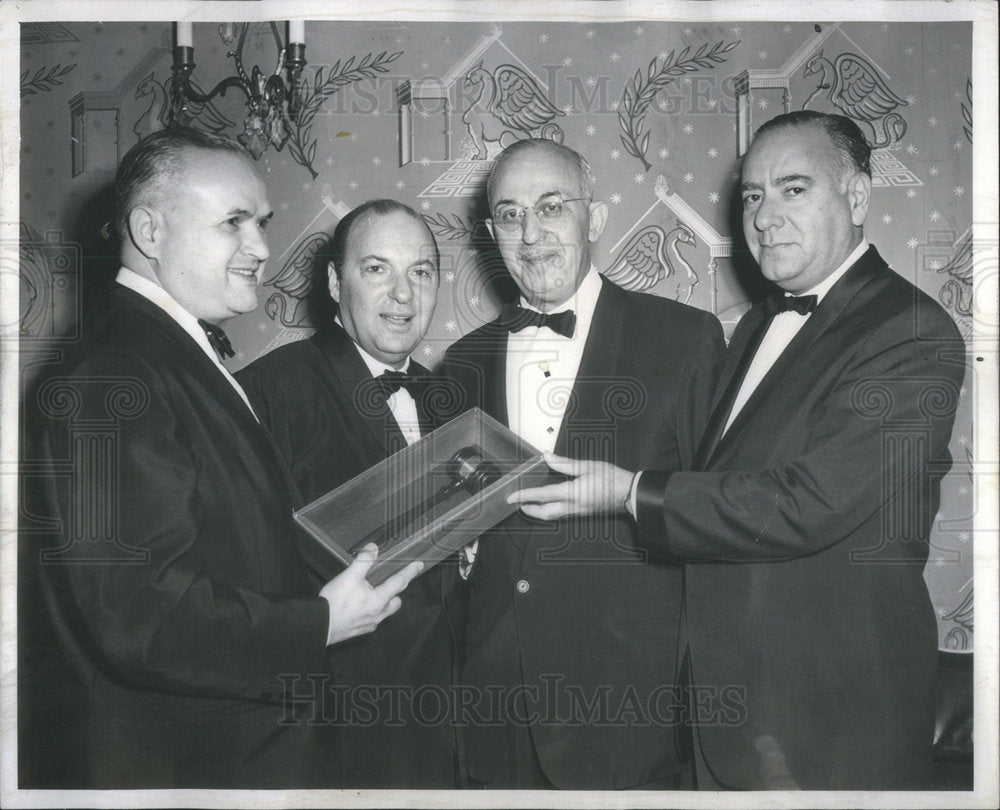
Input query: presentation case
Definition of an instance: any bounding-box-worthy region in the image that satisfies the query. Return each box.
[294,408,546,585]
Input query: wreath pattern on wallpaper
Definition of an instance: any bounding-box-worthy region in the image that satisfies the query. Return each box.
[961,77,972,143]
[289,51,402,179]
[421,212,483,243]
[617,40,740,172]
[129,42,401,181]
[20,62,76,96]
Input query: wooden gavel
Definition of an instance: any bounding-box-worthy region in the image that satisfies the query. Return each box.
[350,445,501,555]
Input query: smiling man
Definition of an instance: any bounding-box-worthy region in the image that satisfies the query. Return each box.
[436,139,725,789]
[237,199,461,788]
[508,112,966,789]
[23,130,421,788]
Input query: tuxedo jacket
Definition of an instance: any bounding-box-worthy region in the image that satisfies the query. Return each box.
[24,285,330,788]
[636,246,966,789]
[437,278,725,789]
[237,323,460,788]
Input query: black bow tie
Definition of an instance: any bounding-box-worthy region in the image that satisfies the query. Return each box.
[764,294,818,317]
[198,319,235,359]
[498,303,577,338]
[376,370,425,398]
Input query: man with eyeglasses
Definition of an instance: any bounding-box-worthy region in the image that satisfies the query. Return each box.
[508,113,966,789]
[437,138,725,789]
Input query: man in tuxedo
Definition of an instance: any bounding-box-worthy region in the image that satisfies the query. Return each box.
[237,199,461,787]
[22,129,421,788]
[510,112,965,789]
[436,139,726,789]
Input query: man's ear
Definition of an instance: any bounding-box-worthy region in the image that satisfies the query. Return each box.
[588,200,609,242]
[484,219,495,242]
[327,261,341,303]
[847,172,871,228]
[127,206,160,259]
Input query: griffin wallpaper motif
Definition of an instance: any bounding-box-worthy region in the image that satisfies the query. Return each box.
[18,18,977,648]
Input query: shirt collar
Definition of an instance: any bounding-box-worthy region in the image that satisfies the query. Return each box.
[795,239,869,303]
[334,316,411,376]
[115,267,220,363]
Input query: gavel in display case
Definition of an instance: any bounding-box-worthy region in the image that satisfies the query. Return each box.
[349,445,501,555]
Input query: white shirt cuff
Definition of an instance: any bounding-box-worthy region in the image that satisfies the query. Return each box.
[627,471,642,519]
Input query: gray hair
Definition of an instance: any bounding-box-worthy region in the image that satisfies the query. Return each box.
[486,138,597,204]
[114,127,250,243]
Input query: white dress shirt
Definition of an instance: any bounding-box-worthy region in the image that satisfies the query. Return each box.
[116,267,258,420]
[461,267,603,578]
[505,266,603,452]
[627,240,869,516]
[336,318,422,447]
[723,240,868,434]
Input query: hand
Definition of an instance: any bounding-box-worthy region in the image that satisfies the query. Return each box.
[319,544,423,646]
[506,452,636,521]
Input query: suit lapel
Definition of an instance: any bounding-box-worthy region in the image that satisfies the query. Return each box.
[313,325,407,454]
[408,359,442,437]
[508,282,623,566]
[712,306,771,414]
[111,287,302,505]
[455,320,524,553]
[405,357,454,601]
[481,328,510,429]
[710,247,886,464]
[554,278,624,455]
[693,304,772,470]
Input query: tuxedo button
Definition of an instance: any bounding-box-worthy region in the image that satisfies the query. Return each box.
[516,579,530,594]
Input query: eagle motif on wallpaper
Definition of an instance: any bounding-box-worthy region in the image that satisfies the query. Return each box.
[263,232,329,328]
[462,61,565,160]
[604,223,699,304]
[803,50,909,149]
[935,228,974,341]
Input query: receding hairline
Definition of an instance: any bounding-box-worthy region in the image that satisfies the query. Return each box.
[115,128,255,243]
[171,145,261,187]
[335,205,440,278]
[131,145,261,212]
[345,208,435,253]
[487,139,595,205]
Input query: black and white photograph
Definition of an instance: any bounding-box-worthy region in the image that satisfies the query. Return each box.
[1,1,996,807]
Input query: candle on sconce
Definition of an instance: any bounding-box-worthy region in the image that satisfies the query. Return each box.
[288,21,305,45]
[175,22,193,48]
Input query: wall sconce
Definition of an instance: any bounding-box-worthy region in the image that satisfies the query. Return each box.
[171,21,306,159]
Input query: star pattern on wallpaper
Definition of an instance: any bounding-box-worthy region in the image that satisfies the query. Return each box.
[17,20,977,646]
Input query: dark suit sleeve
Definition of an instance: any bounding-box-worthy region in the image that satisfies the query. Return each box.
[636,308,964,562]
[41,350,329,702]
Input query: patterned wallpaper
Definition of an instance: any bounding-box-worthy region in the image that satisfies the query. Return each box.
[18,18,975,649]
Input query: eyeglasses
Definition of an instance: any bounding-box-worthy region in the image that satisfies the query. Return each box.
[490,195,591,232]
